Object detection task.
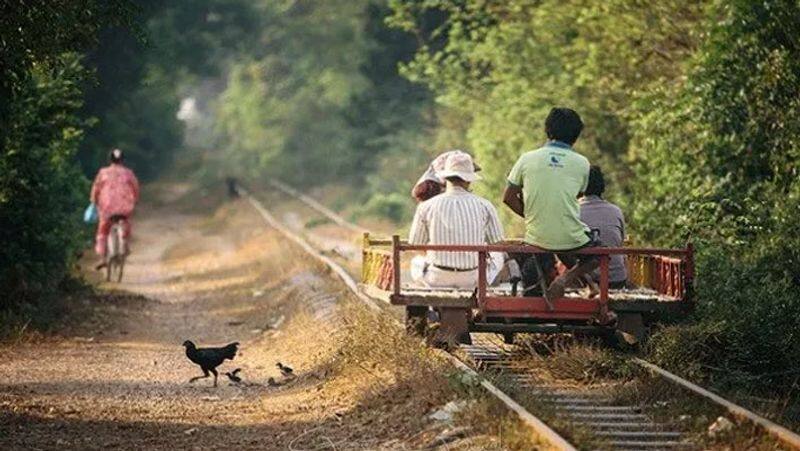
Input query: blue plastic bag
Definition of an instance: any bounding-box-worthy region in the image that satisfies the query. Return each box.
[83,203,98,224]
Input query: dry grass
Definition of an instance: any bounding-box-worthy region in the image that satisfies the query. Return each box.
[1,177,552,449]
[454,396,557,450]
[515,334,638,385]
[507,335,790,449]
[334,303,452,399]
[329,302,565,450]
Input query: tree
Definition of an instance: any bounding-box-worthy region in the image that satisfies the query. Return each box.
[0,1,137,300]
[389,0,706,220]
[632,0,800,389]
[0,1,136,142]
[0,55,92,300]
[214,0,434,189]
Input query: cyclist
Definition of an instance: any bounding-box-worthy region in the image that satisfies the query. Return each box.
[90,148,139,269]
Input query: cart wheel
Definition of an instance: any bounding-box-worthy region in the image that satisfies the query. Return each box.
[405,306,428,337]
[435,308,472,347]
[503,332,515,344]
[614,313,647,349]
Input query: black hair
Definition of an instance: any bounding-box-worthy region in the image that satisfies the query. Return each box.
[544,107,584,145]
[585,165,605,197]
[413,179,443,202]
[109,148,124,164]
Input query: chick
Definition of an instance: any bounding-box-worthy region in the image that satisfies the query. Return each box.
[224,368,242,384]
[276,362,294,378]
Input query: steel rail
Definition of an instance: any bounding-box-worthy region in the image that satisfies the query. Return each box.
[239,184,577,451]
[634,359,800,449]
[250,178,800,451]
[238,186,380,313]
[267,179,368,234]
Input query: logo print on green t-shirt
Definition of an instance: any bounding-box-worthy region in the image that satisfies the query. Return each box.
[548,153,564,168]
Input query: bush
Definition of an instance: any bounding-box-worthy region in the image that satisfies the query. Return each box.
[0,54,91,304]
[632,0,800,393]
[649,247,800,389]
[355,192,412,223]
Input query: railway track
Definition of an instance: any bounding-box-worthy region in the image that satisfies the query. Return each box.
[240,180,800,450]
[464,335,689,449]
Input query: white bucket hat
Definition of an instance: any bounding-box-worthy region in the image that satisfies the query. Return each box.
[437,151,481,182]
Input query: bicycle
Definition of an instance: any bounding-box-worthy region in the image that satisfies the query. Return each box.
[105,215,128,282]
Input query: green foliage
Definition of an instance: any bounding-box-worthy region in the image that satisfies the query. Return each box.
[214,0,372,182]
[0,0,257,306]
[0,1,137,92]
[79,57,183,179]
[631,0,800,391]
[78,0,262,179]
[649,253,800,390]
[0,55,91,301]
[213,0,434,189]
[0,2,138,304]
[388,0,707,216]
[145,0,261,78]
[391,0,800,398]
[0,2,132,305]
[350,2,434,196]
[355,192,413,223]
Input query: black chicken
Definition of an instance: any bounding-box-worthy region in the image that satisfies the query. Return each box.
[183,340,239,387]
[224,368,242,384]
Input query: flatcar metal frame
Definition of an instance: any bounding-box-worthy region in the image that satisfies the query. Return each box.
[361,234,694,343]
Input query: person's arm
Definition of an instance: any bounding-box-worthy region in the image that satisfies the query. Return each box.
[503,156,525,218]
[408,204,429,245]
[503,184,524,218]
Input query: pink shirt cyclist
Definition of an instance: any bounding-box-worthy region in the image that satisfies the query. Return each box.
[90,148,139,258]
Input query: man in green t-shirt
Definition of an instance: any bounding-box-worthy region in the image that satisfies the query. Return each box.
[503,107,599,301]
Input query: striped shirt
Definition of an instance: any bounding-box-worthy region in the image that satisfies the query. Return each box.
[409,186,504,269]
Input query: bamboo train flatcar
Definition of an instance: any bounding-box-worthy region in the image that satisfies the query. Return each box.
[359,233,694,347]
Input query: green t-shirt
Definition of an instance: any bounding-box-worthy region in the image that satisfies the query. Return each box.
[507,141,591,250]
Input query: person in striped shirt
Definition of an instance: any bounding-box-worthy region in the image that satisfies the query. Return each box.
[408,152,505,289]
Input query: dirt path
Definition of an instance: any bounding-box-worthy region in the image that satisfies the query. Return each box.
[0,182,505,450]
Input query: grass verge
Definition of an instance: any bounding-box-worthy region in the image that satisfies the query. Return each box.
[0,276,92,342]
[331,302,556,449]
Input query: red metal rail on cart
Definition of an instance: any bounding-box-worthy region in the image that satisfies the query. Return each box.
[363,234,693,323]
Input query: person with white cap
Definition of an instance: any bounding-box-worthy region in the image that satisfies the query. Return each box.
[408,152,505,289]
[411,150,481,203]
